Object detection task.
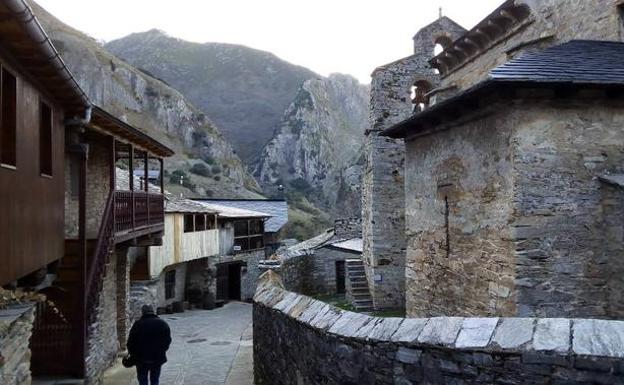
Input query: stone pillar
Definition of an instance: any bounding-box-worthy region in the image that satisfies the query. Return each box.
[363,17,465,311]
[116,247,131,349]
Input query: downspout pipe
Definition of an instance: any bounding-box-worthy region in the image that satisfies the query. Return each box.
[4,0,91,116]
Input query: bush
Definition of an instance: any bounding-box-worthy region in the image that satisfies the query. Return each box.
[211,165,222,175]
[190,163,211,177]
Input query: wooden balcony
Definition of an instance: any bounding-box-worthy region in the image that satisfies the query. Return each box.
[114,190,165,242]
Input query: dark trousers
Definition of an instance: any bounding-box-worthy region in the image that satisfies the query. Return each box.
[136,363,162,385]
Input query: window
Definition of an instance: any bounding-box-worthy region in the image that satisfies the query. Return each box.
[234,220,248,237]
[165,270,176,299]
[1,68,16,167]
[194,214,206,231]
[184,214,195,233]
[39,101,52,176]
[233,219,265,252]
[410,80,432,112]
[250,219,263,235]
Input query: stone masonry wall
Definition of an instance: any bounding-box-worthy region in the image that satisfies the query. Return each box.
[403,96,624,319]
[216,249,265,301]
[253,271,624,385]
[404,107,515,317]
[86,251,118,385]
[186,257,217,309]
[511,99,624,318]
[364,17,466,310]
[64,138,111,239]
[277,247,359,296]
[439,0,623,93]
[0,306,35,385]
[333,217,361,239]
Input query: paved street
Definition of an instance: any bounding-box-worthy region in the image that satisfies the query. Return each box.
[104,302,253,385]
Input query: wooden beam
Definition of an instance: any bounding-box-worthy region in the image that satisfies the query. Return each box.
[110,138,116,192]
[159,158,165,194]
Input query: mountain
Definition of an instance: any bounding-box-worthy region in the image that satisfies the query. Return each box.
[105,30,318,163]
[254,74,369,215]
[31,2,261,199]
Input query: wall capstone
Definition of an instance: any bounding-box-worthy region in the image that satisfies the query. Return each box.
[253,271,624,385]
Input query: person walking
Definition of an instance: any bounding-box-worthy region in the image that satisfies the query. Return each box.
[127,304,172,385]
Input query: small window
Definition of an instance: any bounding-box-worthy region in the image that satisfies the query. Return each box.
[250,235,264,250]
[184,214,195,233]
[250,219,263,235]
[234,237,249,252]
[1,68,17,167]
[234,220,248,237]
[39,101,53,176]
[165,270,176,299]
[195,214,206,231]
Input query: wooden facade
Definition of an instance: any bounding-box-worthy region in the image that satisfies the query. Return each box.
[0,32,84,285]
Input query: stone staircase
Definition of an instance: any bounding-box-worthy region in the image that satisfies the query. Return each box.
[345,259,373,312]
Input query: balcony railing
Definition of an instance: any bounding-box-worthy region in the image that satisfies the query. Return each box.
[114,191,164,235]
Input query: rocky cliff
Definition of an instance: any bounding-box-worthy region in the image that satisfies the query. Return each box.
[105,30,318,163]
[254,74,369,215]
[31,2,261,199]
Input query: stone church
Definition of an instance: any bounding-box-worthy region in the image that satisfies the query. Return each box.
[367,0,624,318]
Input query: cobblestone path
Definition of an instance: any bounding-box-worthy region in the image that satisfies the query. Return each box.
[104,302,253,385]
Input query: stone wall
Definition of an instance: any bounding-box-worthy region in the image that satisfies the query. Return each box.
[253,271,624,385]
[333,217,361,239]
[404,107,515,317]
[511,99,624,318]
[364,17,466,310]
[276,247,359,296]
[129,278,160,321]
[185,257,216,309]
[68,138,111,240]
[403,96,624,319]
[216,249,265,301]
[86,251,118,384]
[438,0,622,93]
[0,306,34,385]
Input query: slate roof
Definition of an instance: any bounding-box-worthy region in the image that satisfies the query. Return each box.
[193,201,271,219]
[598,174,624,188]
[384,40,624,138]
[327,238,363,253]
[116,168,161,193]
[165,198,218,214]
[272,229,362,261]
[194,199,288,232]
[490,40,624,84]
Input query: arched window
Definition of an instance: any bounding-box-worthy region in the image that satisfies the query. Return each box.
[410,80,432,112]
[434,35,453,56]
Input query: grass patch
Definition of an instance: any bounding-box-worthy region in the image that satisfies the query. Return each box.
[311,294,355,312]
[371,309,406,318]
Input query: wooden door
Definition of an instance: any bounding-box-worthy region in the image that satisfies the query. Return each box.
[336,261,346,294]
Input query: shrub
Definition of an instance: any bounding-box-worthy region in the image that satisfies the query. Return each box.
[190,163,211,177]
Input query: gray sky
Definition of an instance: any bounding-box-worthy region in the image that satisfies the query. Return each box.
[35,0,502,84]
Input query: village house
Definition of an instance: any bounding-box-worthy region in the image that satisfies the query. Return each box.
[129,197,283,318]
[259,218,366,308]
[193,198,288,254]
[0,2,174,384]
[195,200,275,302]
[380,0,624,319]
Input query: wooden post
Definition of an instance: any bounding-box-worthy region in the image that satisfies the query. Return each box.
[110,138,116,192]
[144,151,149,225]
[159,158,164,194]
[74,144,88,377]
[129,144,135,230]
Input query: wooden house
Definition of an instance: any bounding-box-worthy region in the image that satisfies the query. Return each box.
[0,1,175,381]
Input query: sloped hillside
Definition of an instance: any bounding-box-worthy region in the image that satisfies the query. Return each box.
[105,30,318,162]
[31,1,261,199]
[255,74,369,215]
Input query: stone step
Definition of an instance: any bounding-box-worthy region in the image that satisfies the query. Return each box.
[351,287,370,293]
[351,281,368,287]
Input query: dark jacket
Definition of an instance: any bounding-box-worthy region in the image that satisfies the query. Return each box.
[127,314,172,365]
